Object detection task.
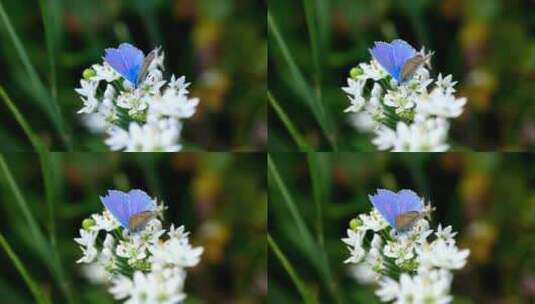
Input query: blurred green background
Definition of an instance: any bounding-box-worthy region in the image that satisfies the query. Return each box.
[0,152,267,303]
[0,0,266,151]
[268,0,535,151]
[268,153,535,303]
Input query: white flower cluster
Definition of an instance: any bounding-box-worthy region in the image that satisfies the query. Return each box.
[342,205,469,303]
[75,202,203,303]
[75,49,199,151]
[343,49,466,151]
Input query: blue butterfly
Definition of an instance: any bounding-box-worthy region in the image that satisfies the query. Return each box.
[100,189,156,232]
[368,189,424,231]
[104,43,158,87]
[369,39,431,83]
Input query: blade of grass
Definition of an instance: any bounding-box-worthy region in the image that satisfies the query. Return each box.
[268,154,343,303]
[268,91,311,151]
[0,1,71,149]
[268,234,318,304]
[38,0,61,103]
[0,86,46,152]
[0,233,51,304]
[268,10,337,150]
[307,153,328,246]
[305,153,343,303]
[303,0,322,93]
[0,154,74,303]
[39,152,74,304]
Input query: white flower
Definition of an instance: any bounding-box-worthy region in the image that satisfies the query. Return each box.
[116,238,148,265]
[342,229,366,264]
[417,88,466,118]
[149,237,204,270]
[435,224,457,244]
[91,209,120,232]
[359,60,388,81]
[392,119,450,152]
[435,74,457,95]
[383,90,414,114]
[105,126,131,151]
[116,270,186,304]
[372,125,397,151]
[109,275,134,300]
[148,87,200,120]
[376,276,400,302]
[92,62,120,82]
[418,239,470,270]
[342,46,466,152]
[75,80,99,114]
[383,238,415,265]
[75,229,98,263]
[343,78,367,112]
[76,47,199,152]
[105,121,183,152]
[348,263,377,284]
[359,208,389,232]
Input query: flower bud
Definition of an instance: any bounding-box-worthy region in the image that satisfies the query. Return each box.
[350,67,363,79]
[83,68,96,80]
[82,218,95,230]
[349,218,362,230]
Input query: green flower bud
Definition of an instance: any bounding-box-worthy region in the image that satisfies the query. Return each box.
[82,218,95,230]
[349,218,362,230]
[83,68,96,80]
[350,67,363,79]
[398,110,415,122]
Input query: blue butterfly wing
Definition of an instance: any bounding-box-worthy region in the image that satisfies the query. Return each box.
[370,42,397,78]
[369,189,400,227]
[100,190,130,228]
[396,189,423,214]
[126,189,155,216]
[104,43,144,85]
[391,40,416,81]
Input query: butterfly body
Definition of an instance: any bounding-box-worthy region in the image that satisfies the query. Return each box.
[368,189,424,231]
[369,39,432,83]
[100,189,156,232]
[104,43,159,87]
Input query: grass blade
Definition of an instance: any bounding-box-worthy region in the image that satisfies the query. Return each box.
[0,154,74,303]
[268,154,342,303]
[268,234,318,304]
[268,10,337,150]
[0,1,71,149]
[268,91,311,151]
[303,0,322,91]
[0,86,46,152]
[0,233,51,304]
[38,0,61,103]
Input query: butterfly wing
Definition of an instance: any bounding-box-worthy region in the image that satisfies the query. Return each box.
[136,48,159,85]
[368,189,401,227]
[128,210,155,232]
[397,189,424,214]
[370,42,397,78]
[126,189,156,217]
[104,43,144,85]
[100,190,131,228]
[395,211,421,230]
